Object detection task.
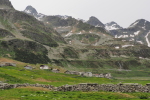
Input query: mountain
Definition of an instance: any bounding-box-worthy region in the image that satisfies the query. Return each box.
[24,5,45,20]
[105,21,123,30]
[42,15,111,45]
[0,0,14,9]
[1,3,150,72]
[87,16,105,27]
[0,1,66,64]
[109,19,150,46]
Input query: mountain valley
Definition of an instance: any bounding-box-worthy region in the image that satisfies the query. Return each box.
[0,0,150,73]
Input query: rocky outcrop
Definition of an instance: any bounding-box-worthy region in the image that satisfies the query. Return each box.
[0,28,15,38]
[0,0,14,9]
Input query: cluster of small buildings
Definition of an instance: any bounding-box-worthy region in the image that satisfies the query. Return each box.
[64,70,112,79]
[24,65,60,73]
[0,62,111,79]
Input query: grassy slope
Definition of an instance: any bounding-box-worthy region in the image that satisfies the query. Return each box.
[0,65,150,86]
[0,59,150,100]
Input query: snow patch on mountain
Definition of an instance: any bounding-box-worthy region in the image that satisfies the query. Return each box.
[105,24,120,30]
[24,9,31,14]
[129,21,139,28]
[115,35,129,38]
[145,31,150,47]
[122,45,134,48]
[105,21,122,30]
[142,21,147,30]
[137,41,143,44]
[134,31,140,36]
[65,33,73,37]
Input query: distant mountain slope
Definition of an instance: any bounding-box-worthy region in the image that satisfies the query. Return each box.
[23,7,112,46]
[109,19,150,46]
[105,21,123,30]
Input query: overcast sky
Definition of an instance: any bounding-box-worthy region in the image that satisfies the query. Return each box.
[10,0,150,28]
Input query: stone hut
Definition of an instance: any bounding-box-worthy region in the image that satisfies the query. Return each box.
[104,73,112,79]
[0,62,16,67]
[82,72,93,77]
[65,70,79,75]
[24,65,32,70]
[52,69,60,73]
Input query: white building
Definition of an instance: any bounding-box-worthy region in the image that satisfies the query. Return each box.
[40,65,49,69]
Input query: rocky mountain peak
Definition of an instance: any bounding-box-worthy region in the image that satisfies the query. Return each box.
[105,21,123,30]
[24,5,38,15]
[87,16,105,27]
[129,19,149,28]
[24,5,45,20]
[0,0,14,9]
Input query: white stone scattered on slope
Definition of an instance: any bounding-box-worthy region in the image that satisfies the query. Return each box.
[145,31,150,47]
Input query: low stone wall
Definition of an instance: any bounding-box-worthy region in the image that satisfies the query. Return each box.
[1,83,150,93]
[57,83,150,92]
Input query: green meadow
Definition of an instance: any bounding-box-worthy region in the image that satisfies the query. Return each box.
[0,66,150,100]
[0,88,150,100]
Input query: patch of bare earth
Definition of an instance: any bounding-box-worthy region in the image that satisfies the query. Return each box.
[35,78,52,82]
[0,57,26,65]
[17,86,50,91]
[114,92,135,98]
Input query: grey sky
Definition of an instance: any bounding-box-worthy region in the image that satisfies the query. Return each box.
[10,0,150,28]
